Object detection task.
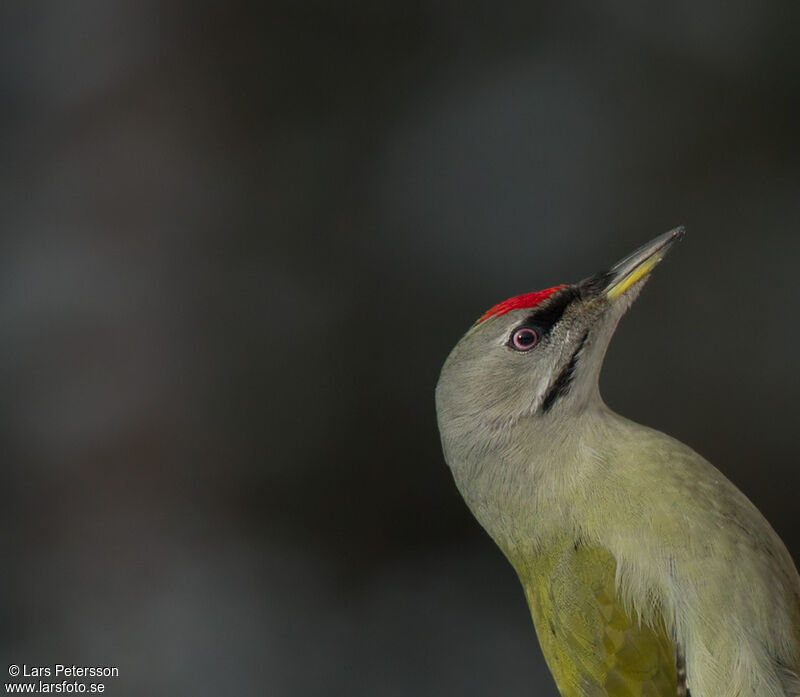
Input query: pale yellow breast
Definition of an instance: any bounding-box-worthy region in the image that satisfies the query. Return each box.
[517,540,676,697]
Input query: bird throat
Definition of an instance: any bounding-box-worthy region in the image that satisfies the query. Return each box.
[541,330,589,413]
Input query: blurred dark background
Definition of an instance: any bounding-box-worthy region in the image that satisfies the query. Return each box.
[1,2,798,695]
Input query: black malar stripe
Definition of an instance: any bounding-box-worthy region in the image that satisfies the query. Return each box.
[541,329,589,413]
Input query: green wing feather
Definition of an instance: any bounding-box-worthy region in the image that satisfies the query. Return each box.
[519,541,676,697]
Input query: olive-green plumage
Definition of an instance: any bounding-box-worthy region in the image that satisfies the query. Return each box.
[521,540,676,697]
[435,229,800,697]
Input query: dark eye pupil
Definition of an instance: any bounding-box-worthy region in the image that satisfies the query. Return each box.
[517,331,535,345]
[512,328,538,350]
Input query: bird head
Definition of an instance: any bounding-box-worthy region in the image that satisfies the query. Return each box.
[435,228,684,459]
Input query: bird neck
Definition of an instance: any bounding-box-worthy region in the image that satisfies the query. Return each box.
[448,397,614,562]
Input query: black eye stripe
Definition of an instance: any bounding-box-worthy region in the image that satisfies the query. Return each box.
[522,287,577,338]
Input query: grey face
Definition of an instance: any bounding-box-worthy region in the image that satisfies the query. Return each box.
[435,281,614,443]
[435,227,684,470]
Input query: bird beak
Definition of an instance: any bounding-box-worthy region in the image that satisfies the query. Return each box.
[604,226,685,301]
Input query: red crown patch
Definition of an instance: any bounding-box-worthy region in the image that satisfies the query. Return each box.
[477,285,565,323]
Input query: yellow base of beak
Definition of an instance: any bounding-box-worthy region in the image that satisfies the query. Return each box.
[605,255,662,300]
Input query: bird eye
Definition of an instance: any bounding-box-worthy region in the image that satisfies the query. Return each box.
[510,327,539,351]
